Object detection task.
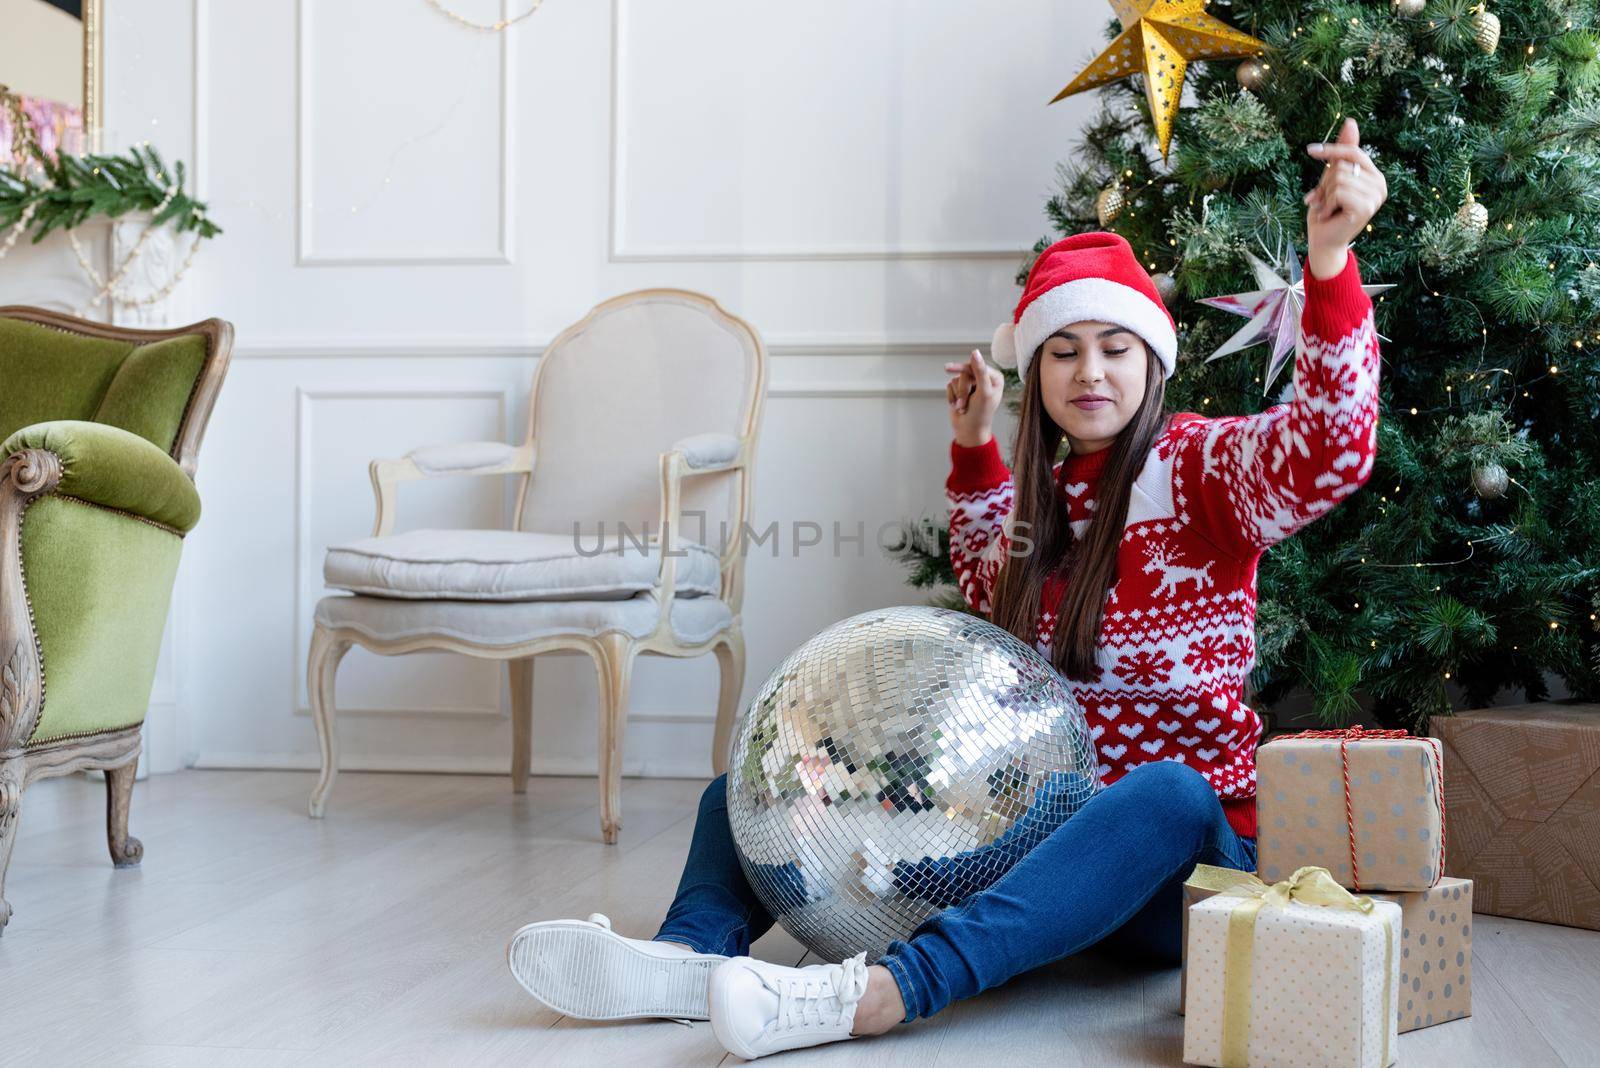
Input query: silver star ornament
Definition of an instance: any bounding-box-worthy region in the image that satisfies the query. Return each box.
[1198,244,1394,394]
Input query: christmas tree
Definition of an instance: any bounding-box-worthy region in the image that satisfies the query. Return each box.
[892,0,1600,729]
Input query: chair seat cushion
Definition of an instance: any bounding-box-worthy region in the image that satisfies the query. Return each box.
[323,528,721,602]
[313,590,733,649]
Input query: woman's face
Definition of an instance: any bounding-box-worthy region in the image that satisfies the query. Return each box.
[1037,320,1149,453]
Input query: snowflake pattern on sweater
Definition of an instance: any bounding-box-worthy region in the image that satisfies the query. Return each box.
[946,249,1381,840]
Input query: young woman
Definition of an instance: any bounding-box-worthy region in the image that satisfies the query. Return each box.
[506,117,1387,1060]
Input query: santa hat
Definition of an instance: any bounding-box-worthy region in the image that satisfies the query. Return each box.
[991,231,1177,382]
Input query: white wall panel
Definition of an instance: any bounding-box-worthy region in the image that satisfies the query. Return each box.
[297,0,512,264]
[612,0,1079,261]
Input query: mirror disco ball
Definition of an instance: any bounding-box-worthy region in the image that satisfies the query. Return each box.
[726,605,1100,962]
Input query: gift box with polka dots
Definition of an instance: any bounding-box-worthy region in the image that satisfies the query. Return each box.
[1183,892,1402,1068]
[1370,877,1473,1032]
[1179,868,1473,1034]
[1256,736,1445,893]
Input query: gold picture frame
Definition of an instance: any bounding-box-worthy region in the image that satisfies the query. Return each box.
[0,0,104,154]
[83,0,103,148]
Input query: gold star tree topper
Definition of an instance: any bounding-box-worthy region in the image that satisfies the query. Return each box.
[1051,0,1266,161]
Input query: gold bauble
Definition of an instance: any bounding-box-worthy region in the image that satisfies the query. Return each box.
[1473,7,1500,55]
[1235,57,1267,91]
[1391,0,1426,15]
[1456,190,1488,239]
[1095,184,1126,227]
[1153,271,1178,305]
[1472,462,1508,500]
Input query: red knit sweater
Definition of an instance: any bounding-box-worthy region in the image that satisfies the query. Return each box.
[946,249,1380,840]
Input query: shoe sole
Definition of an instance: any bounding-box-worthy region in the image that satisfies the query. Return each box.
[506,920,725,1021]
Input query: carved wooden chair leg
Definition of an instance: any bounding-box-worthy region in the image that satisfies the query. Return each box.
[711,628,746,778]
[0,755,21,934]
[593,632,635,845]
[307,624,353,818]
[105,756,144,868]
[508,657,534,795]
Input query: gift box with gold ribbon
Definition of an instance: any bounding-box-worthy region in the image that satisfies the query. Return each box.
[1182,866,1401,1068]
[1256,727,1445,892]
[1181,864,1473,1034]
[1179,863,1258,1014]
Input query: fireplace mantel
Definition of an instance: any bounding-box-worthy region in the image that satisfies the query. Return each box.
[0,212,185,326]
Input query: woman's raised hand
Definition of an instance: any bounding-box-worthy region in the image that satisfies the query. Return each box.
[1303,117,1387,276]
[945,348,1005,448]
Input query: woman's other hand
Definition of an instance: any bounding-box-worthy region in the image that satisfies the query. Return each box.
[1304,117,1388,279]
[946,348,1005,448]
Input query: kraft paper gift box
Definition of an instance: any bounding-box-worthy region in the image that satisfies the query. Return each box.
[1431,702,1600,930]
[1373,877,1473,1031]
[1256,728,1445,892]
[1183,868,1401,1068]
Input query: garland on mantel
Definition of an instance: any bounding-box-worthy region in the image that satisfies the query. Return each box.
[0,143,220,243]
[1,88,221,314]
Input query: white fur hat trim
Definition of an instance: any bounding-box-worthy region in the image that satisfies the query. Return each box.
[1007,277,1177,382]
[990,322,1018,369]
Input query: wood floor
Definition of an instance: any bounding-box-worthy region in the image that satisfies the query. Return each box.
[1,769,1595,1066]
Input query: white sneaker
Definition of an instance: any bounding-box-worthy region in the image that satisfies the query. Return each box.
[506,912,728,1021]
[709,952,870,1060]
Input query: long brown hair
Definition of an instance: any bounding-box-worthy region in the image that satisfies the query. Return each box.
[989,342,1170,681]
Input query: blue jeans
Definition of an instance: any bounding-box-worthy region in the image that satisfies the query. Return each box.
[653,760,1256,1021]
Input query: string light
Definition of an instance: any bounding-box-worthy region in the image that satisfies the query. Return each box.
[425,0,547,31]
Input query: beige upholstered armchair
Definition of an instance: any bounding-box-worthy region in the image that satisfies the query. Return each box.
[307,289,767,843]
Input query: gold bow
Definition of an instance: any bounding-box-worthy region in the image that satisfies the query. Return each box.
[1185,862,1259,895]
[1212,866,1392,1068]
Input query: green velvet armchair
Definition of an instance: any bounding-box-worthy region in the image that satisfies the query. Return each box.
[0,306,232,934]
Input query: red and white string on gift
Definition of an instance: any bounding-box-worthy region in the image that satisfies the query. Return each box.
[1275,725,1446,892]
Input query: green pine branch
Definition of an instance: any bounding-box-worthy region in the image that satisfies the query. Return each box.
[1,143,221,242]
